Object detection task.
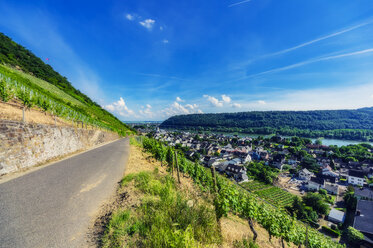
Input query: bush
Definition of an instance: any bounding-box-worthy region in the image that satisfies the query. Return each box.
[322,226,341,238]
[346,227,364,245]
[0,79,10,102]
[233,238,259,248]
[319,189,327,195]
[103,171,221,248]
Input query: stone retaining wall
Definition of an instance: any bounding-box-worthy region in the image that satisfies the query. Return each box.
[0,119,119,175]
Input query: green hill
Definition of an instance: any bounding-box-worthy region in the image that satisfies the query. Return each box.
[160,108,373,141]
[0,32,134,135]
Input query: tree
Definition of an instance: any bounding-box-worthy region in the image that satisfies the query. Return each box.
[302,193,330,215]
[301,157,319,172]
[344,190,357,210]
[315,139,323,145]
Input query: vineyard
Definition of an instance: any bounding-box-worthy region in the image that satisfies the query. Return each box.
[140,136,344,248]
[0,64,133,135]
[241,181,295,208]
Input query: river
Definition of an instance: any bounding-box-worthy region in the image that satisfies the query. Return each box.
[179,130,373,147]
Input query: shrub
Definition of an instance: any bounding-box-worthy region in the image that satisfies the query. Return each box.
[0,79,10,102]
[346,227,364,245]
[103,171,221,248]
[322,226,341,238]
[233,238,259,248]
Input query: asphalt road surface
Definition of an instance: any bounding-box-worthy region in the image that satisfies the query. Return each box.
[0,138,129,248]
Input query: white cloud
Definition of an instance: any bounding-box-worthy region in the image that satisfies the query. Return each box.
[203,95,223,107]
[371,94,373,98]
[162,102,203,117]
[236,83,373,111]
[105,104,115,111]
[139,19,155,30]
[222,94,231,103]
[162,39,169,44]
[139,104,153,117]
[125,14,134,21]
[257,100,266,105]
[185,104,198,110]
[104,97,135,117]
[176,96,184,102]
[231,103,242,108]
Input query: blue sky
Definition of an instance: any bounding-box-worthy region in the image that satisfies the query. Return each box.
[1,0,373,121]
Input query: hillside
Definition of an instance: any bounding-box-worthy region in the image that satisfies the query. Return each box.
[96,138,301,248]
[101,137,343,248]
[0,32,134,135]
[160,109,373,141]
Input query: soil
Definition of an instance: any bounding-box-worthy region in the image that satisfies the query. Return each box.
[0,100,87,128]
[276,174,303,197]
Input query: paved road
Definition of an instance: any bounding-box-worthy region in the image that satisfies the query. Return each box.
[0,138,129,248]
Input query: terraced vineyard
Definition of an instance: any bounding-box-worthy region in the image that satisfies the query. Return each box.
[241,180,296,208]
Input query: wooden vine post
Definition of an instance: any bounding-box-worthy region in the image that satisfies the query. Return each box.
[22,106,25,123]
[174,151,181,184]
[248,218,258,242]
[210,165,218,194]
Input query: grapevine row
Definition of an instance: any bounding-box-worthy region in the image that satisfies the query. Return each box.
[141,137,344,248]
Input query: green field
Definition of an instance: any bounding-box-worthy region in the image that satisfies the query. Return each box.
[2,65,85,107]
[241,180,296,208]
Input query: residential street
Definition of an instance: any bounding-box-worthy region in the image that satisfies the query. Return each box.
[0,138,129,248]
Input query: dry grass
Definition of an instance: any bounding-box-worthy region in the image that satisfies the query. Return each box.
[0,100,99,130]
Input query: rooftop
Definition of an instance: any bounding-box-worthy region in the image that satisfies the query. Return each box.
[354,200,373,235]
[328,208,345,223]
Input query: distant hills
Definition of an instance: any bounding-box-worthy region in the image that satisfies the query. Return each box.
[0,32,134,135]
[160,108,373,141]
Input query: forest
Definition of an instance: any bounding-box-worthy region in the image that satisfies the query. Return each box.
[160,109,373,141]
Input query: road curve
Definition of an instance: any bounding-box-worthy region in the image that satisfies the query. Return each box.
[0,138,129,248]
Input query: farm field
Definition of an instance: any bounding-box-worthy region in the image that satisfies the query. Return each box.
[241,180,296,209]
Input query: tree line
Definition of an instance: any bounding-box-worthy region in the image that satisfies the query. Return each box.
[160,109,373,141]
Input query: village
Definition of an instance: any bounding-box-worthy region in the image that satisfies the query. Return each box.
[148,128,373,245]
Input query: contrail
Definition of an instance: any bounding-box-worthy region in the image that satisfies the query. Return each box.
[228,0,252,7]
[250,48,373,77]
[264,21,373,58]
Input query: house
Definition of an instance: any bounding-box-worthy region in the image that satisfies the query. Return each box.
[298,168,314,181]
[324,182,339,195]
[354,187,373,201]
[354,200,373,241]
[322,165,338,178]
[259,151,269,160]
[308,177,324,191]
[241,154,252,164]
[272,162,284,170]
[215,162,229,172]
[225,164,248,183]
[328,208,345,224]
[287,159,298,165]
[348,170,366,186]
[251,151,261,161]
[225,164,247,175]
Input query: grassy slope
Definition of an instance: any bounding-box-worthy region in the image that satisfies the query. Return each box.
[99,140,297,248]
[0,32,134,135]
[2,65,85,107]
